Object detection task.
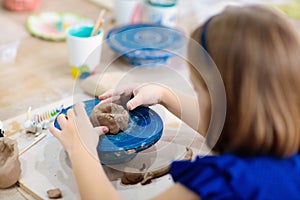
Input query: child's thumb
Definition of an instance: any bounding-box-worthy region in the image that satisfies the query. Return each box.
[127,96,143,110]
[93,126,109,136]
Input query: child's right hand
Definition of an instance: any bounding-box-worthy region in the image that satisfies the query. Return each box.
[99,83,166,110]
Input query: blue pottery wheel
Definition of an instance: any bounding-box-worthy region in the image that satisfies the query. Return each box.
[106,23,186,66]
[54,99,164,165]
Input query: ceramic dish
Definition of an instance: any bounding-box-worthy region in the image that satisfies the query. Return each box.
[106,23,186,66]
[26,12,93,41]
[54,99,164,165]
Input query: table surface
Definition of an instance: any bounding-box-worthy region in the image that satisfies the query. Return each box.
[0,0,298,199]
[1,0,297,120]
[0,0,198,198]
[0,0,205,121]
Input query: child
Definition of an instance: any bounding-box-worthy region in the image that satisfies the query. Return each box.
[50,5,300,199]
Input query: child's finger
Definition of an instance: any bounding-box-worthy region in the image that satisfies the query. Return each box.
[73,102,86,115]
[127,95,143,110]
[73,102,91,123]
[57,113,68,129]
[67,108,75,119]
[98,98,112,105]
[99,96,121,105]
[99,89,114,100]
[93,126,109,136]
[49,123,62,138]
[73,102,86,116]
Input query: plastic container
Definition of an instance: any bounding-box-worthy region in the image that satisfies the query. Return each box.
[114,0,143,25]
[3,0,40,11]
[0,16,26,64]
[0,40,20,63]
[144,0,178,27]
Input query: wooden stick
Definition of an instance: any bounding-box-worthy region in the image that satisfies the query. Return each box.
[91,9,106,36]
[19,132,47,156]
[17,180,44,200]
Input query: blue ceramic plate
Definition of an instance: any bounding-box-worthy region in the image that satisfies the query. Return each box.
[106,23,186,66]
[54,99,164,165]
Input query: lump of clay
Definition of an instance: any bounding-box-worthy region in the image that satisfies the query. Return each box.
[90,102,129,134]
[0,137,21,189]
[47,188,62,199]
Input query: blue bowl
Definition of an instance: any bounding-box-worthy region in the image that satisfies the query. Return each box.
[106,23,186,66]
[54,99,164,165]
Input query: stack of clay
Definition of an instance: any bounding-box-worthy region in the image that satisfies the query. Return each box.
[0,137,21,188]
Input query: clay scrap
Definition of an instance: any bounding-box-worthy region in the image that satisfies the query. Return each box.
[47,188,62,199]
[121,147,193,185]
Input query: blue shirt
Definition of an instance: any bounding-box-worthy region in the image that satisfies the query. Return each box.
[170,153,300,200]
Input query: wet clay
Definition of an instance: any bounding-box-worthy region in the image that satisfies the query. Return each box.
[0,139,13,165]
[90,102,129,134]
[0,137,21,189]
[121,147,193,185]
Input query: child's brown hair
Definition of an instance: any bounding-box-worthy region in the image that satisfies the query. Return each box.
[190,5,300,157]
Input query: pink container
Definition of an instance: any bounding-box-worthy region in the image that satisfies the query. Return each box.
[3,0,40,11]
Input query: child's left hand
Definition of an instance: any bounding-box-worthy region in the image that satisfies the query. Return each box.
[50,102,108,160]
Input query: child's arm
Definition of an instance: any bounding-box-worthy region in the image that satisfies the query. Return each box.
[50,102,201,200]
[67,140,120,200]
[50,103,120,200]
[99,83,205,135]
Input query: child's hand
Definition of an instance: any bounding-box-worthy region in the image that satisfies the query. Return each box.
[50,102,108,159]
[99,83,166,110]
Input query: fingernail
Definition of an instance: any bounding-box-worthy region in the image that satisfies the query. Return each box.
[103,127,109,133]
[127,102,133,110]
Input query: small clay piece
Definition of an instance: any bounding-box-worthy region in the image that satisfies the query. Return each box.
[47,188,62,199]
[0,137,21,189]
[121,147,194,185]
[121,173,144,185]
[90,102,129,134]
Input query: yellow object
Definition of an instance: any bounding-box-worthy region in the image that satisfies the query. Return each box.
[71,66,80,78]
[70,65,91,79]
[26,106,31,120]
[271,0,300,19]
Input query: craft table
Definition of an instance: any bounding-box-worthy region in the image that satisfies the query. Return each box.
[0,0,297,199]
[0,0,200,199]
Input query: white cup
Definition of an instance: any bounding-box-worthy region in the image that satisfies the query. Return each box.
[66,25,103,79]
[144,0,178,27]
[114,0,143,25]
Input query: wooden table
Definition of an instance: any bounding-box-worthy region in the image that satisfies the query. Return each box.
[0,0,199,199]
[0,0,201,122]
[0,0,297,199]
[0,0,109,121]
[2,0,296,120]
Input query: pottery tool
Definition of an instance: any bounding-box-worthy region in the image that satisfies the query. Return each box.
[17,181,44,200]
[91,9,106,36]
[19,132,47,156]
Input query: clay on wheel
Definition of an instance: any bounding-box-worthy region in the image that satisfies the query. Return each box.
[90,102,129,134]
